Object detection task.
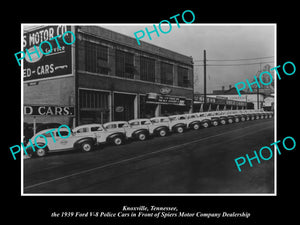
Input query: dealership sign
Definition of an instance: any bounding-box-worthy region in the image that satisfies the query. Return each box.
[146,93,186,106]
[23,25,73,81]
[24,105,74,116]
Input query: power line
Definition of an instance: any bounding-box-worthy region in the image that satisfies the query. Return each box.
[194,56,274,62]
[194,61,274,67]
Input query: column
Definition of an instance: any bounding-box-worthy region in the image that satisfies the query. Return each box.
[155,104,161,117]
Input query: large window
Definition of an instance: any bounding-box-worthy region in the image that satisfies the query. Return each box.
[178,66,191,87]
[140,56,155,82]
[79,89,110,124]
[160,62,173,85]
[85,41,109,75]
[116,50,135,79]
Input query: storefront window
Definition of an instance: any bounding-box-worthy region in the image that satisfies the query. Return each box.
[79,89,110,125]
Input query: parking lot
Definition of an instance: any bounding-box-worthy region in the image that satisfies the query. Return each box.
[23,118,274,194]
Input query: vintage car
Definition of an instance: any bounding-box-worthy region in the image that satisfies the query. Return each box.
[27,124,128,157]
[185,113,212,129]
[149,117,172,137]
[73,123,125,146]
[26,127,97,157]
[103,120,150,141]
[168,114,188,133]
[202,111,220,126]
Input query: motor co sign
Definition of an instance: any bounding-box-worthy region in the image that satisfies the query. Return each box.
[23,25,73,81]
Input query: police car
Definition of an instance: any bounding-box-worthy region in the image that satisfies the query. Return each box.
[26,127,97,157]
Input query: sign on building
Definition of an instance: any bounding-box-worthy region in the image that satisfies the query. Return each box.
[23,25,73,81]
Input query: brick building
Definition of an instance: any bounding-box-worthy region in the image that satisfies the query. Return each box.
[23,25,194,129]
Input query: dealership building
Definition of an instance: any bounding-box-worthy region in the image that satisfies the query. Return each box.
[23,25,194,129]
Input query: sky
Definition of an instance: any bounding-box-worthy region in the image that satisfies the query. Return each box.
[101,24,275,93]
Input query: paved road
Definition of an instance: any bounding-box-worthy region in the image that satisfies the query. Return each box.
[23,119,274,194]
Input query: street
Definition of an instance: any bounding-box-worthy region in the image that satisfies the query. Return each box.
[23,119,274,194]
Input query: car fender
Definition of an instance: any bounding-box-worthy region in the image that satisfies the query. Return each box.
[106,132,125,143]
[188,120,201,128]
[132,129,149,139]
[200,119,211,124]
[171,123,186,131]
[73,137,96,149]
[153,126,169,134]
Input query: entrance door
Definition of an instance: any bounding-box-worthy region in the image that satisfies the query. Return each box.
[114,93,136,121]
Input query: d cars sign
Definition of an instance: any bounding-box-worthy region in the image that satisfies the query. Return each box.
[24,105,74,116]
[23,25,73,81]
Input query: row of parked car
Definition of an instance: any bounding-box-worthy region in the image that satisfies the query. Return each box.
[27,109,273,157]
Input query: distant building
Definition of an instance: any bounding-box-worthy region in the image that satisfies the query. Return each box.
[211,85,266,110]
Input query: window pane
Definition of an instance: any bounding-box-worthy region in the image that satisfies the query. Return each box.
[178,66,190,87]
[85,41,109,75]
[161,62,173,85]
[140,56,155,82]
[116,50,134,79]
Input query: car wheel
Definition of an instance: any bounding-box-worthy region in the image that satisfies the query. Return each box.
[241,117,245,122]
[176,126,184,133]
[235,118,239,123]
[251,116,255,120]
[159,129,167,137]
[81,142,93,152]
[113,136,123,146]
[193,123,200,130]
[36,148,47,157]
[202,122,209,128]
[228,119,233,124]
[212,121,218,126]
[220,119,226,125]
[138,132,147,141]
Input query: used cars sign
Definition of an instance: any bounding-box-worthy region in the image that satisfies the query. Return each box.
[24,105,74,116]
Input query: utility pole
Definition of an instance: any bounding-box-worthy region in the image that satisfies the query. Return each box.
[257,62,261,110]
[203,50,207,106]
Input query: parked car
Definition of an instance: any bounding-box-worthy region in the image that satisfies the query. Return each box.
[103,120,150,141]
[73,123,125,146]
[223,110,239,123]
[26,127,97,157]
[168,114,188,133]
[127,119,151,141]
[203,111,220,126]
[195,112,213,128]
[185,113,212,129]
[149,117,172,137]
[185,113,202,130]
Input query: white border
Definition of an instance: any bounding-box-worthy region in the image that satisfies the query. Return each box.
[21,23,277,196]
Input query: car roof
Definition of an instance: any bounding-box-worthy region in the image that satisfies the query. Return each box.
[32,127,70,138]
[150,116,169,120]
[73,124,103,130]
[104,121,128,125]
[128,118,150,122]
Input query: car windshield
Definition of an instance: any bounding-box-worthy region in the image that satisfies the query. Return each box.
[129,121,139,126]
[150,119,159,123]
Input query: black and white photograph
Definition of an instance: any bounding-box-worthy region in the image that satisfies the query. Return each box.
[4,5,298,225]
[21,23,275,195]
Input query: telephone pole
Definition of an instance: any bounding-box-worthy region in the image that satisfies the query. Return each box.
[203,50,207,105]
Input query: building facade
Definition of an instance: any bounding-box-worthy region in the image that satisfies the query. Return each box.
[23,25,194,129]
[211,86,266,110]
